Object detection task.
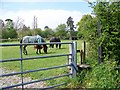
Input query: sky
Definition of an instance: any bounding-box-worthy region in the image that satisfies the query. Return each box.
[0,0,93,30]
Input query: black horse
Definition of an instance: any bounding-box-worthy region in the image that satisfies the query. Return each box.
[49,37,61,48]
[20,35,48,55]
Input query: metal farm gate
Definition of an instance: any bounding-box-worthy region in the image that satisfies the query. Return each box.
[0,42,78,89]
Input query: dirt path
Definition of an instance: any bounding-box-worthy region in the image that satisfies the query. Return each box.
[0,68,47,88]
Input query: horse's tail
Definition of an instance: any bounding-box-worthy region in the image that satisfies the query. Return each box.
[20,38,23,43]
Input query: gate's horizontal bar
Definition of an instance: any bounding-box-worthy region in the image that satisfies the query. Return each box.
[0,54,71,62]
[2,73,72,89]
[42,82,67,89]
[1,64,71,77]
[0,43,20,46]
[0,42,72,47]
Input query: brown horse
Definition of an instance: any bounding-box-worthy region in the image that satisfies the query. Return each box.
[34,44,48,54]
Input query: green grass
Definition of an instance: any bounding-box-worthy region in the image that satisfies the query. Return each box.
[1,40,83,87]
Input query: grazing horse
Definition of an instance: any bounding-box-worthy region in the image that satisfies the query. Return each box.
[20,35,48,55]
[49,37,61,48]
[34,44,48,54]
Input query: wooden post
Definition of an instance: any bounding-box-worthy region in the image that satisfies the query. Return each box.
[80,50,84,64]
[83,41,86,63]
[98,20,102,64]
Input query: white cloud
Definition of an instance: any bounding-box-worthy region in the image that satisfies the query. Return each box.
[0,9,83,29]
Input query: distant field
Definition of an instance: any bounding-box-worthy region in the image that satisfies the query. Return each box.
[1,40,83,87]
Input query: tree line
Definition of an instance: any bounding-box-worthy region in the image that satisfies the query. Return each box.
[0,17,78,40]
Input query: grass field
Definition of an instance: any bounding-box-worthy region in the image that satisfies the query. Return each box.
[1,40,83,87]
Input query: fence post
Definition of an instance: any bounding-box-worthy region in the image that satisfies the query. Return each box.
[20,43,24,89]
[69,41,77,77]
[83,41,86,63]
[80,50,84,64]
[68,43,72,77]
[72,41,77,77]
[98,20,102,64]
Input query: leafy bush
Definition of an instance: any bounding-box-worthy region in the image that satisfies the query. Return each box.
[82,61,120,88]
[92,2,120,64]
[66,61,119,88]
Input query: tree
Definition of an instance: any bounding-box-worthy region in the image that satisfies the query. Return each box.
[44,26,49,29]
[1,19,18,39]
[17,24,32,38]
[14,17,24,31]
[55,24,67,39]
[32,28,43,36]
[77,15,92,31]
[77,14,98,59]
[2,27,17,39]
[0,19,5,39]
[77,14,98,39]
[66,16,76,40]
[8,28,17,38]
[43,28,55,38]
[0,19,4,29]
[5,19,14,29]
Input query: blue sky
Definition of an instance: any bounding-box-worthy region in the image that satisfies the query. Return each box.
[0,1,93,29]
[1,2,92,13]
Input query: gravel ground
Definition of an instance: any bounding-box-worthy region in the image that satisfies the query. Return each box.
[0,68,47,88]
